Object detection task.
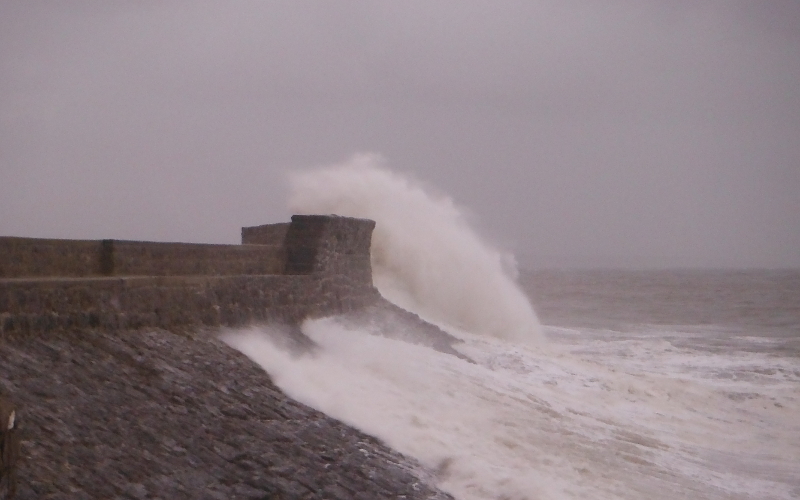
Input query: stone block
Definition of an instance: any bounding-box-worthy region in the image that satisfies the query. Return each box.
[0,237,104,278]
[241,222,290,246]
[283,215,375,282]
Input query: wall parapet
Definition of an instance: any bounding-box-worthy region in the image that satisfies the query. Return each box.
[0,238,284,279]
[0,215,379,335]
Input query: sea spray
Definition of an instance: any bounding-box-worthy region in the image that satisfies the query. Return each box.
[223,320,563,500]
[288,153,542,343]
[224,316,800,500]
[224,168,800,499]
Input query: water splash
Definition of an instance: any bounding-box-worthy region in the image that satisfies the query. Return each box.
[288,153,542,343]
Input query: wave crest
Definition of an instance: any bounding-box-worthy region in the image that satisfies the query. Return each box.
[288,153,542,343]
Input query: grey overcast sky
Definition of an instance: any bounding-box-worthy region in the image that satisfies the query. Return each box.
[1,1,798,268]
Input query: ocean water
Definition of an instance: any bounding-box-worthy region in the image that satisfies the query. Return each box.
[225,157,799,499]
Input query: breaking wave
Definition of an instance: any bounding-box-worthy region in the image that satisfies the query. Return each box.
[287,153,542,343]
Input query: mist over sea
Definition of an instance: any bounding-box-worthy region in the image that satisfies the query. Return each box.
[226,157,799,500]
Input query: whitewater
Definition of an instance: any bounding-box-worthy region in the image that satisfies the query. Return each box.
[224,155,800,500]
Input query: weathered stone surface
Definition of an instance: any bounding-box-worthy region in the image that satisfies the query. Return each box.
[1,215,380,336]
[0,395,20,499]
[0,238,284,279]
[0,328,452,500]
[0,273,381,337]
[110,241,284,277]
[0,238,103,279]
[0,215,457,498]
[283,215,375,286]
[241,223,290,247]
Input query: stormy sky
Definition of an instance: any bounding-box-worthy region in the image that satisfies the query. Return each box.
[1,1,798,268]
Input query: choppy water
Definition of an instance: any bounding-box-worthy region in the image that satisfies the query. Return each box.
[519,269,800,498]
[228,269,800,500]
[524,269,800,341]
[228,158,799,499]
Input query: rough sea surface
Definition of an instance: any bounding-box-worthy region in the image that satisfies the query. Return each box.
[226,160,800,499]
[229,269,800,500]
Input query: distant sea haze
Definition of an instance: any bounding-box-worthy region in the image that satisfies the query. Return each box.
[524,268,800,341]
[226,159,799,499]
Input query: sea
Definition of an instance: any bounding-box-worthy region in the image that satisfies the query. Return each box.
[225,157,799,500]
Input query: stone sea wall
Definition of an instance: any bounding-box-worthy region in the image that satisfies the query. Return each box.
[0,215,454,499]
[0,239,284,279]
[0,215,380,336]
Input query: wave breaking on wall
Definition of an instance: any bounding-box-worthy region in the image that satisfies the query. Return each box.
[287,153,542,343]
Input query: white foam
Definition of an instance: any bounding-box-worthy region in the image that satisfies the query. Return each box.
[287,153,542,343]
[225,156,800,499]
[224,320,800,500]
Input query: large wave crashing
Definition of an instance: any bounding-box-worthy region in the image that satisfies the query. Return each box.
[288,153,542,343]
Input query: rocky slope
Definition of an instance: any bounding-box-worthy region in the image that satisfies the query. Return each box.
[0,323,454,500]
